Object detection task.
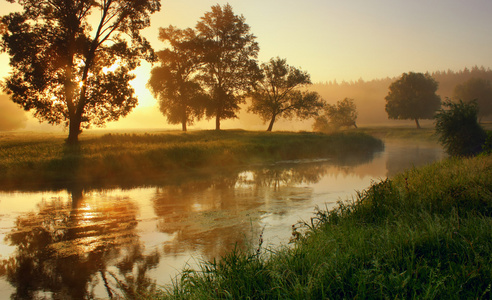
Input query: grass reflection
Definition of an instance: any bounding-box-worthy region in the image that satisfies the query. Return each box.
[0,130,384,191]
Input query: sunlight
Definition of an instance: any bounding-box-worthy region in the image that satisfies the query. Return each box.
[102,63,119,74]
[131,61,155,108]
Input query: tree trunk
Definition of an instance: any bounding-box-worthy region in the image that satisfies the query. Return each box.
[181,121,187,132]
[215,115,221,130]
[267,115,276,132]
[66,114,82,145]
[353,122,358,129]
[415,118,421,129]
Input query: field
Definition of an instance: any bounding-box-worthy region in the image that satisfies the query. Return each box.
[156,154,492,299]
[0,130,383,190]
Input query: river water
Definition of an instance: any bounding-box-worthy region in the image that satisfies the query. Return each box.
[0,139,445,299]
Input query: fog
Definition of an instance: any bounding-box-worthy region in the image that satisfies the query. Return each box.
[2,67,491,133]
[0,94,27,131]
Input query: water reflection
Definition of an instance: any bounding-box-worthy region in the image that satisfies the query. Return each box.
[0,188,158,299]
[0,141,446,299]
[151,163,333,260]
[385,140,445,177]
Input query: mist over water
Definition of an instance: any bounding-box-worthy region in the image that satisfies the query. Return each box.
[0,139,445,299]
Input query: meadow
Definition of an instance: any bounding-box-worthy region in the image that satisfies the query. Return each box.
[155,154,492,299]
[0,130,383,190]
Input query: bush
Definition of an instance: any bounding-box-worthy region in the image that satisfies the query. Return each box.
[434,99,487,156]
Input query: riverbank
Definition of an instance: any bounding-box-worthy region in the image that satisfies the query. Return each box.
[0,130,383,190]
[156,154,492,299]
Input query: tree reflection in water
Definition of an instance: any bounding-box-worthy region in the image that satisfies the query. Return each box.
[0,147,385,298]
[151,156,378,261]
[0,187,159,300]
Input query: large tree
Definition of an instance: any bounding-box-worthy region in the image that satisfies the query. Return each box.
[147,26,207,131]
[248,57,325,131]
[196,4,260,130]
[453,77,492,120]
[385,72,441,128]
[1,0,160,144]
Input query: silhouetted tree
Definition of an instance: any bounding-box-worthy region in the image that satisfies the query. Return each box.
[1,0,160,144]
[147,26,207,131]
[435,99,487,156]
[313,98,358,132]
[385,72,441,128]
[248,57,324,131]
[453,77,492,120]
[196,4,260,130]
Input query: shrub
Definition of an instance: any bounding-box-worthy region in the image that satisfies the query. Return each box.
[434,99,487,156]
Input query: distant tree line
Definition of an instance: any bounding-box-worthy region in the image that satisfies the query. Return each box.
[311,66,492,127]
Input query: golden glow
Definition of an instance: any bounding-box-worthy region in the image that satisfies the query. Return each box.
[1,1,492,131]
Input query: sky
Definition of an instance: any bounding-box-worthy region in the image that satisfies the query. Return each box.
[1,0,492,131]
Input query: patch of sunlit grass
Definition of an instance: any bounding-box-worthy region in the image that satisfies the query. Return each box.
[0,130,383,190]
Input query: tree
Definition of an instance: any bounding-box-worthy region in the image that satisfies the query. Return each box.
[385,72,441,128]
[196,4,260,130]
[327,98,358,129]
[248,57,325,131]
[313,98,358,132]
[147,26,207,131]
[1,0,160,144]
[435,99,487,156]
[453,77,492,120]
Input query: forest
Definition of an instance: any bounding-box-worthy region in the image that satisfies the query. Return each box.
[311,65,492,126]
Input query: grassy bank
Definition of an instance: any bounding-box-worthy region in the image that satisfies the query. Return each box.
[354,126,438,141]
[156,154,492,299]
[0,130,383,190]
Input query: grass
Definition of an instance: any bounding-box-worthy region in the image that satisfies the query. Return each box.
[154,154,492,299]
[354,126,439,142]
[0,130,383,190]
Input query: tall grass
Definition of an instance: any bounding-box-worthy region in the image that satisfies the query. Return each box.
[158,155,492,299]
[0,130,383,190]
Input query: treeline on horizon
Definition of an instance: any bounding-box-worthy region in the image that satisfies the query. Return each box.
[1,66,491,131]
[311,65,492,126]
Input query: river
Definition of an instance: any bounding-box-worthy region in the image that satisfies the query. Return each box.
[0,139,445,299]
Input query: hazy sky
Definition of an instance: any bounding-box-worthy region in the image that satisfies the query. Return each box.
[1,0,492,130]
[155,0,492,82]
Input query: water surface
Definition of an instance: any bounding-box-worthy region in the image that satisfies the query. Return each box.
[0,139,445,299]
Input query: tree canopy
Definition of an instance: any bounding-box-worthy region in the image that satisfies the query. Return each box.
[385,72,441,128]
[1,0,160,143]
[313,98,358,132]
[248,57,324,131]
[453,77,492,120]
[147,26,207,131]
[196,4,260,130]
